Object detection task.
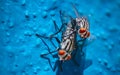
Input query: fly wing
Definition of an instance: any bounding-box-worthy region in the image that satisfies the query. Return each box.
[71,3,80,18]
[85,17,90,31]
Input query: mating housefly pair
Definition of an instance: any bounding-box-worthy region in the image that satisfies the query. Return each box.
[36,4,91,71]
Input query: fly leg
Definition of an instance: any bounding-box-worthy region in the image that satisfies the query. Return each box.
[50,60,63,72]
[36,32,60,65]
[59,60,63,71]
[50,10,69,38]
[40,47,60,71]
[35,11,67,44]
[39,38,59,71]
[36,10,67,40]
[38,36,51,54]
[36,35,63,71]
[48,11,67,38]
[36,34,60,49]
[35,20,64,44]
[40,50,58,57]
[40,49,59,71]
[50,20,67,37]
[41,53,56,71]
[36,34,59,56]
[53,20,59,31]
[36,34,60,71]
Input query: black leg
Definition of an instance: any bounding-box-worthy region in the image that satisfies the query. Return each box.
[35,11,67,44]
[49,11,67,37]
[36,34,56,48]
[40,49,59,71]
[53,20,60,31]
[36,34,49,39]
[59,60,63,72]
[53,59,59,71]
[40,54,57,71]
[40,50,58,57]
[36,34,59,56]
[36,34,60,47]
[41,50,63,71]
[35,25,63,40]
[36,11,67,39]
[40,55,55,71]
[49,22,66,38]
[54,37,60,44]
[50,40,57,48]
[59,10,64,25]
[38,36,51,54]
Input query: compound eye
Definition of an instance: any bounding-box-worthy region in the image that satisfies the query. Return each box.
[66,55,71,60]
[58,50,66,55]
[79,28,86,33]
[86,31,90,37]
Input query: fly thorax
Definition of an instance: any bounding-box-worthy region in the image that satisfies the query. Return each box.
[76,18,82,27]
[60,39,70,50]
[76,17,89,30]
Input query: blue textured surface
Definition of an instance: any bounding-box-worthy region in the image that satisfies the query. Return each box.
[0,0,120,75]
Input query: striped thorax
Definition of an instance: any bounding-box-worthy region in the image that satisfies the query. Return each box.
[58,20,76,61]
[76,17,90,38]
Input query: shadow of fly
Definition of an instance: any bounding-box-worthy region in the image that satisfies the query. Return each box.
[35,4,92,72]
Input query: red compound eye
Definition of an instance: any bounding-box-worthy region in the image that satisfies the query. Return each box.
[79,28,86,33]
[66,55,71,60]
[86,31,90,37]
[59,50,66,55]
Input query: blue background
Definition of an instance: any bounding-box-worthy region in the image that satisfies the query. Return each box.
[0,0,120,75]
